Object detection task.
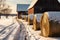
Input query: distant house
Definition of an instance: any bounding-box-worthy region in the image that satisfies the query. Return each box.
[28,0,60,14]
[17,4,29,19]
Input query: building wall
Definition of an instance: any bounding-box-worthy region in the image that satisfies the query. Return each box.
[28,7,34,14]
[35,0,60,11]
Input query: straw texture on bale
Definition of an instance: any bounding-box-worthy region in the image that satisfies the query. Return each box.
[22,17,25,20]
[21,15,26,20]
[25,16,28,22]
[33,15,40,30]
[40,12,60,37]
[28,15,34,25]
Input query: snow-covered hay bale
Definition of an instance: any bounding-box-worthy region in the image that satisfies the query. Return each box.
[18,15,22,19]
[25,15,28,22]
[21,15,26,20]
[33,14,42,30]
[40,12,60,37]
[28,14,34,25]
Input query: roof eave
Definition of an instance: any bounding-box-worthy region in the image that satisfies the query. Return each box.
[28,0,38,10]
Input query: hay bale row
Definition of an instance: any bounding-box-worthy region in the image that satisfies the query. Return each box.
[18,12,60,37]
[24,15,28,22]
[40,12,60,37]
[20,15,28,22]
[28,14,34,25]
[21,15,25,20]
[33,14,42,30]
[18,14,22,19]
[19,12,60,37]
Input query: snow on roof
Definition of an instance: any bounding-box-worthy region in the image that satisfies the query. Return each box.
[28,0,38,10]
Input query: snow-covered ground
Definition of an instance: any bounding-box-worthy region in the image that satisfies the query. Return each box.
[0,17,20,40]
[1,16,60,40]
[19,19,60,40]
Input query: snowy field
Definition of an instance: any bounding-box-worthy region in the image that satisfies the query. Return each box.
[19,19,60,40]
[1,16,60,40]
[0,16,20,40]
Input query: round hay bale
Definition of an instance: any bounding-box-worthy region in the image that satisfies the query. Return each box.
[33,14,42,30]
[21,15,26,20]
[18,15,22,19]
[25,15,28,22]
[28,14,34,25]
[40,12,60,37]
[28,15,30,24]
[33,15,36,30]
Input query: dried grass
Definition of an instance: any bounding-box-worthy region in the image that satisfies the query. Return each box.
[40,12,60,37]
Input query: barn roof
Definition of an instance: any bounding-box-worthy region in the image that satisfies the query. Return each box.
[28,0,38,10]
[17,4,29,11]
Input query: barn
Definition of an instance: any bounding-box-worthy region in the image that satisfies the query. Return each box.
[28,0,60,30]
[17,4,29,19]
[28,0,60,14]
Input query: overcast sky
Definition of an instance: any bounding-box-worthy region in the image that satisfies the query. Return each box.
[6,0,31,13]
[5,0,60,14]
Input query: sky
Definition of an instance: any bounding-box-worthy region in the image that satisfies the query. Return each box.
[5,0,60,14]
[6,0,31,14]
